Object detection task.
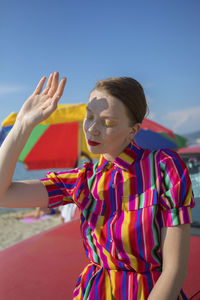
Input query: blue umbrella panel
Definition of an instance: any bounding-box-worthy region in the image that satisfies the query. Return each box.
[134,129,177,150]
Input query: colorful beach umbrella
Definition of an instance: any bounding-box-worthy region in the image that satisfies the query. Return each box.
[138,118,187,148]
[177,145,200,155]
[1,104,99,170]
[134,129,178,150]
[1,121,81,169]
[1,103,184,170]
[0,127,7,146]
[141,118,176,138]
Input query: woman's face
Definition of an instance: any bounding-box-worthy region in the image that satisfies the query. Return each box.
[83,89,140,161]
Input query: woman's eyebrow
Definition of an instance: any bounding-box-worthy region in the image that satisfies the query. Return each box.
[86,106,92,111]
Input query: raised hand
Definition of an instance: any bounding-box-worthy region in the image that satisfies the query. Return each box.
[16,72,66,128]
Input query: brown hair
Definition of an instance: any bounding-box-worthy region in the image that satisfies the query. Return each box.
[93,77,148,125]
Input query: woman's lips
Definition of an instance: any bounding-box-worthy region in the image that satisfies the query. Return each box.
[87,139,101,146]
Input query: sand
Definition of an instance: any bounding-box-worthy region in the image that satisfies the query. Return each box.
[1,210,199,252]
[0,210,61,251]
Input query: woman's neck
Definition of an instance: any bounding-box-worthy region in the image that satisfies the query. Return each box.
[103,142,130,162]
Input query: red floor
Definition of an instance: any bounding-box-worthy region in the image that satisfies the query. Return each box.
[0,220,199,299]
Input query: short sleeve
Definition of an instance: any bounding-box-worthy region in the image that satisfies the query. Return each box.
[156,149,195,227]
[40,162,92,209]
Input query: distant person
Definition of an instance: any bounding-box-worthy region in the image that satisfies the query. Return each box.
[0,72,195,299]
[59,203,77,223]
[17,207,58,219]
[188,157,199,174]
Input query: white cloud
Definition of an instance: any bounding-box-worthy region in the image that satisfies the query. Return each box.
[161,106,200,134]
[0,85,26,95]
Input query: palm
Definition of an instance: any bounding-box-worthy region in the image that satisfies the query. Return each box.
[16,72,66,127]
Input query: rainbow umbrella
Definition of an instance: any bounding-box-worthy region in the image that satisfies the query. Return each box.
[177,145,200,159]
[1,103,184,170]
[138,118,187,149]
[2,120,81,170]
[1,104,99,170]
[141,118,176,138]
[134,129,178,150]
[0,127,7,146]
[177,145,200,155]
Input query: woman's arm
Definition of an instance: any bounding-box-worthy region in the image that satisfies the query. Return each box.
[0,72,66,208]
[148,223,190,300]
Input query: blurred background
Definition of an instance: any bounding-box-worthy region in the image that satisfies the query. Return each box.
[0,0,200,224]
[0,0,200,135]
[1,3,200,298]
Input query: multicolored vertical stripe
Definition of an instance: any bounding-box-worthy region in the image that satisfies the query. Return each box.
[40,141,195,299]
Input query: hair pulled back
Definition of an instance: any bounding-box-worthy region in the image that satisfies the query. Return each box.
[93,77,148,125]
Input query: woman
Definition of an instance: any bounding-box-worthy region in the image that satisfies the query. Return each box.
[0,72,194,299]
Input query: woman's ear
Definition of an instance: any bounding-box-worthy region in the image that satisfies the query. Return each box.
[129,123,141,141]
[133,123,141,135]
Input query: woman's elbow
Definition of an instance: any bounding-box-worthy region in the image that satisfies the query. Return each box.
[163,263,188,286]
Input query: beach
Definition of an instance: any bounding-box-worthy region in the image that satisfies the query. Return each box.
[0,162,81,252]
[0,163,64,251]
[0,209,61,251]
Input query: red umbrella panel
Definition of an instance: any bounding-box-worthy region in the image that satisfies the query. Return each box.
[177,145,200,155]
[141,118,176,139]
[17,122,80,170]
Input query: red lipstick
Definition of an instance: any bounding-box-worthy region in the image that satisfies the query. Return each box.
[87,139,100,146]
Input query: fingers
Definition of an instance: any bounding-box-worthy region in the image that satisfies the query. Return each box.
[41,73,53,95]
[45,78,66,113]
[33,72,66,101]
[42,78,67,116]
[53,77,67,101]
[48,72,59,97]
[33,76,46,95]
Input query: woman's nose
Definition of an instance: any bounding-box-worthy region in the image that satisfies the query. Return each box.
[88,121,100,136]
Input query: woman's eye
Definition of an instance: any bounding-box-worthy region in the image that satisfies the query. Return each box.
[104,120,115,127]
[86,115,93,120]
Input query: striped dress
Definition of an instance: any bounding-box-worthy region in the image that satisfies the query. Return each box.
[40,141,195,300]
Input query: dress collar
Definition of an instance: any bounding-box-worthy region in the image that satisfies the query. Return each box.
[96,140,142,173]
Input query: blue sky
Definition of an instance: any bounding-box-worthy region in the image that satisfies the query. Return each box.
[0,0,200,134]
